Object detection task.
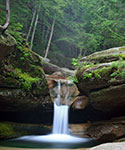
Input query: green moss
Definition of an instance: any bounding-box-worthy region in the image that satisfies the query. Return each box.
[8,68,41,91]
[80,60,125,80]
[83,72,93,79]
[9,64,14,69]
[90,55,111,62]
[110,61,125,79]
[73,75,78,83]
[30,65,44,77]
[110,78,117,83]
[93,70,102,79]
[0,123,15,139]
[0,34,16,46]
[0,122,51,140]
[18,47,33,63]
[119,47,125,52]
[19,72,40,91]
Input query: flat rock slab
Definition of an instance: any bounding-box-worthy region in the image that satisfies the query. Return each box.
[90,142,125,150]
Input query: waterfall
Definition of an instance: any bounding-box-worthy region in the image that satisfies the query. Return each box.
[14,80,91,147]
[52,80,69,134]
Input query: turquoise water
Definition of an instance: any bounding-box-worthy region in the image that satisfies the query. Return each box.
[0,135,99,149]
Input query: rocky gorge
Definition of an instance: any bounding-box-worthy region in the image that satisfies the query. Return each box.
[0,34,125,149]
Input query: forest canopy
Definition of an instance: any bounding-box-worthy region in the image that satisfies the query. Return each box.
[0,0,125,67]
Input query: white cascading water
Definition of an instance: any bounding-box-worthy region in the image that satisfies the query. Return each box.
[15,80,91,146]
[52,80,69,134]
[52,104,69,134]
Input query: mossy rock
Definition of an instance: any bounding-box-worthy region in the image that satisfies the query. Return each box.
[75,46,125,113]
[80,46,125,63]
[76,61,125,95]
[0,122,51,140]
[0,37,52,113]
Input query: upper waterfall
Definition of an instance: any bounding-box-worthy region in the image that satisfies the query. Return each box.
[52,80,69,134]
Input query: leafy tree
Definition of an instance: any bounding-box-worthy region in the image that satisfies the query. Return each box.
[0,0,124,67]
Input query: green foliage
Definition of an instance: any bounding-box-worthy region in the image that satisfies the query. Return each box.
[110,61,125,79]
[8,68,40,91]
[118,61,125,68]
[19,47,33,62]
[8,23,25,49]
[111,62,118,68]
[110,77,117,82]
[120,70,125,79]
[83,73,92,79]
[110,71,119,77]
[9,64,14,69]
[83,70,101,80]
[0,0,125,66]
[72,58,81,68]
[100,66,109,74]
[80,59,125,81]
[73,75,78,83]
[93,71,102,79]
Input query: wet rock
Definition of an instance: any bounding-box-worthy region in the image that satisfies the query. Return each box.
[70,123,90,137]
[46,74,79,105]
[85,117,125,142]
[71,96,88,110]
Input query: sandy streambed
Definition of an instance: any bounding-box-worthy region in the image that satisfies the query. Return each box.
[0,147,89,150]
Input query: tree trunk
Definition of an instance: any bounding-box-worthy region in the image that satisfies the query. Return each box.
[44,16,56,58]
[44,26,50,48]
[79,48,83,58]
[83,49,87,56]
[30,2,41,50]
[0,0,10,34]
[30,11,39,50]
[26,9,36,42]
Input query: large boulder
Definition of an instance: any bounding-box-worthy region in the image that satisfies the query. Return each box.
[75,46,125,114]
[43,61,75,77]
[85,117,125,142]
[0,34,52,123]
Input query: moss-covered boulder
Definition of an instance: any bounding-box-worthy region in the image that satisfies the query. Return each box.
[75,46,125,113]
[0,34,52,117]
[0,122,51,140]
